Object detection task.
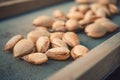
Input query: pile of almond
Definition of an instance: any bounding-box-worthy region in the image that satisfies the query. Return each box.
[4,0,119,65]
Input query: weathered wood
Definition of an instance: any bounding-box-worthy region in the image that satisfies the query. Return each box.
[0,0,70,19]
[46,32,120,80]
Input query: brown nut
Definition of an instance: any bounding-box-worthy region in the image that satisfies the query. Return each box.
[23,53,48,65]
[78,4,90,13]
[36,36,50,53]
[52,20,67,32]
[33,16,54,27]
[27,30,50,43]
[4,35,24,51]
[65,19,81,31]
[95,18,118,32]
[53,10,67,21]
[51,38,68,48]
[62,32,80,47]
[85,23,107,38]
[50,32,63,40]
[45,47,70,60]
[71,45,89,59]
[108,4,119,14]
[13,39,34,58]
[67,11,84,20]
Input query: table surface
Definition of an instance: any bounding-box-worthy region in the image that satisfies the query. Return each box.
[0,1,120,80]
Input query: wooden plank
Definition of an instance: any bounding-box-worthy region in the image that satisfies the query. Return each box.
[46,32,120,80]
[0,0,71,19]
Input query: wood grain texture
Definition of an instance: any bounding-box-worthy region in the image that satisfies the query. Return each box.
[0,0,71,19]
[46,32,120,80]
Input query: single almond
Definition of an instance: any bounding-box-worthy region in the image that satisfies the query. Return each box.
[4,35,24,51]
[23,53,48,65]
[13,39,34,58]
[51,38,68,48]
[71,45,89,59]
[46,47,70,60]
[36,36,50,53]
[52,20,67,32]
[53,10,67,21]
[33,15,54,27]
[50,32,63,40]
[108,4,119,14]
[65,19,81,31]
[67,11,84,20]
[62,32,80,47]
[85,23,107,38]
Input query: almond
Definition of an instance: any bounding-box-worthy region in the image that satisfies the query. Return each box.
[46,47,70,60]
[71,45,89,59]
[50,32,63,40]
[33,16,54,27]
[65,19,81,31]
[85,23,107,38]
[4,35,24,51]
[13,39,34,58]
[62,32,80,47]
[51,38,68,48]
[67,11,84,20]
[36,36,50,53]
[52,20,67,32]
[23,53,48,65]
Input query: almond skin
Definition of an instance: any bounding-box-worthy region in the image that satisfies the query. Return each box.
[62,32,80,47]
[4,35,24,51]
[71,45,89,59]
[36,36,50,53]
[23,53,48,65]
[13,39,34,58]
[46,47,70,60]
[27,30,50,43]
[33,16,54,27]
